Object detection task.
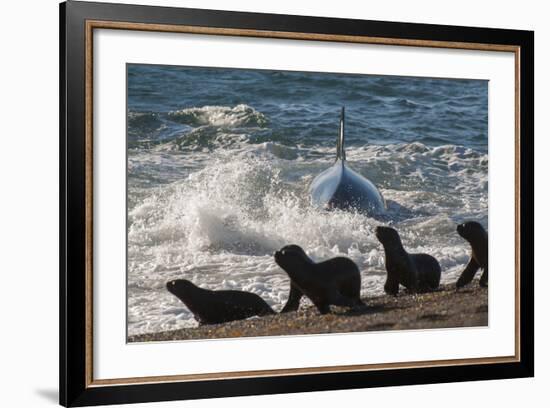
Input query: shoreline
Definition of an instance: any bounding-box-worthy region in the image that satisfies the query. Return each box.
[128,282,488,343]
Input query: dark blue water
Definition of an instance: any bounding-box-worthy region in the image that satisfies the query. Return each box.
[128,65,487,153]
[126,64,488,335]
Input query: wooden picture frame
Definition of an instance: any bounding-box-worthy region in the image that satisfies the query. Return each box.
[60,1,534,406]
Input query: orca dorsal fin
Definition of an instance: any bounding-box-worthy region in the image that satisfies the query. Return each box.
[336,106,346,162]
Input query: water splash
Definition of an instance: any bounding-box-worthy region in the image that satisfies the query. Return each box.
[127,142,486,335]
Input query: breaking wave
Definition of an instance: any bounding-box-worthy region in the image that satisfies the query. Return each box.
[127,142,486,335]
[167,104,268,128]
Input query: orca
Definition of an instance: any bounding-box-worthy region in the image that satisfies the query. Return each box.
[309,107,386,216]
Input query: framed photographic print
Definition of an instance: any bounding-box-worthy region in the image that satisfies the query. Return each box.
[60,0,534,406]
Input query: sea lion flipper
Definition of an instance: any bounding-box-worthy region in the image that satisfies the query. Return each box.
[329,291,359,308]
[316,303,331,315]
[384,277,400,296]
[480,267,488,287]
[280,282,304,313]
[259,304,276,316]
[456,258,480,288]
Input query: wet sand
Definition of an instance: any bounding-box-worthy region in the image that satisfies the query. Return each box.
[128,282,488,343]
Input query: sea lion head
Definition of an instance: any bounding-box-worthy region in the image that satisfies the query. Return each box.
[375,226,401,246]
[166,279,197,300]
[274,244,312,274]
[457,221,486,242]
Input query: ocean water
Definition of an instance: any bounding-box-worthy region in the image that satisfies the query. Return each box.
[127,64,488,337]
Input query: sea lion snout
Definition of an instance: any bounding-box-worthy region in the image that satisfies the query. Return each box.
[274,245,312,277]
[274,249,292,269]
[274,250,284,268]
[166,279,194,297]
[375,226,398,243]
[274,245,305,265]
[166,280,176,291]
[457,221,484,240]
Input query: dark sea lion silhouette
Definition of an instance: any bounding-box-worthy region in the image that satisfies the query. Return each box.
[166,279,275,325]
[375,226,441,295]
[274,244,363,314]
[456,221,488,288]
[309,107,386,216]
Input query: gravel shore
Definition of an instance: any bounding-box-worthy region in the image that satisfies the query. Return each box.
[128,282,488,343]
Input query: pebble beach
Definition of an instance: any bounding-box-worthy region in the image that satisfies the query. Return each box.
[129,282,488,343]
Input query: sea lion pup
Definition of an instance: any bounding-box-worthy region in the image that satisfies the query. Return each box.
[456,221,488,288]
[166,279,275,325]
[274,244,364,315]
[375,226,441,296]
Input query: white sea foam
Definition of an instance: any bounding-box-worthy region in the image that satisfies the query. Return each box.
[167,104,268,128]
[127,141,486,335]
